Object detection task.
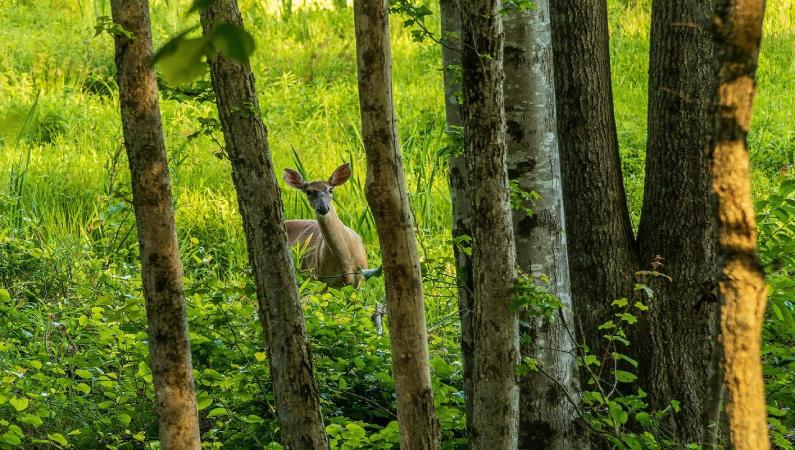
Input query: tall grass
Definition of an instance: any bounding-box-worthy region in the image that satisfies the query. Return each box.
[2,0,792,256]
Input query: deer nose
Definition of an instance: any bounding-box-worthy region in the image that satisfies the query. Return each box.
[316,206,329,215]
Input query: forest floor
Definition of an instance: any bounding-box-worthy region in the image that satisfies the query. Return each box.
[0,0,793,448]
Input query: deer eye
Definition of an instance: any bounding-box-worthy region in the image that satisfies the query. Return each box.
[329,187,334,193]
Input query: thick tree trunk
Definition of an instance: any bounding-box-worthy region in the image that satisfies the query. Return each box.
[503,3,587,449]
[550,1,731,446]
[636,0,721,442]
[461,1,520,448]
[110,1,201,448]
[548,0,638,357]
[352,1,440,448]
[709,1,769,448]
[439,0,475,434]
[199,2,329,449]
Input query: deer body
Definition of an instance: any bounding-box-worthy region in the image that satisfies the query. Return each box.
[284,164,368,287]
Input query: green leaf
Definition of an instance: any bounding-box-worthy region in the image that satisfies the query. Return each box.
[0,432,21,446]
[0,288,10,302]
[19,414,43,427]
[635,411,652,427]
[117,413,131,425]
[583,354,601,366]
[74,382,91,394]
[614,370,638,383]
[611,298,628,308]
[75,369,92,379]
[598,320,616,330]
[254,352,266,362]
[197,395,213,410]
[207,407,228,418]
[244,414,264,424]
[49,433,68,446]
[152,28,209,86]
[10,397,28,411]
[211,23,256,63]
[618,312,638,324]
[608,401,628,425]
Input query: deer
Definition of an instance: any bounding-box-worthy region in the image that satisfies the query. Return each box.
[283,163,379,288]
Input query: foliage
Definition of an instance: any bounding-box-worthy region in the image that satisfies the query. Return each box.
[578,281,693,449]
[0,0,793,447]
[757,178,795,449]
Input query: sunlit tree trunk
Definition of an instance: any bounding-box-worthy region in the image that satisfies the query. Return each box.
[110,0,201,447]
[461,0,520,448]
[709,1,769,448]
[200,2,329,448]
[503,3,587,449]
[352,0,440,448]
[439,0,475,434]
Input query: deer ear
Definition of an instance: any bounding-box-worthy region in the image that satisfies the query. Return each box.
[329,163,352,186]
[283,169,306,189]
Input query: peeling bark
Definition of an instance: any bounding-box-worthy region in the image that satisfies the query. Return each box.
[110,1,201,447]
[200,2,329,448]
[461,0,520,448]
[352,1,440,448]
[503,3,587,449]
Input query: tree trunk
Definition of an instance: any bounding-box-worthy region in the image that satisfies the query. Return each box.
[461,1,520,448]
[709,1,769,448]
[635,0,721,442]
[503,3,587,449]
[352,1,440,448]
[550,1,731,446]
[548,0,638,358]
[110,1,201,448]
[439,0,475,435]
[199,3,329,449]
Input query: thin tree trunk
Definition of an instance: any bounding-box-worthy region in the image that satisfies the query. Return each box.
[708,1,769,448]
[110,1,201,447]
[199,2,329,448]
[461,1,520,448]
[352,1,440,448]
[636,0,721,442]
[439,0,475,434]
[548,0,638,359]
[503,3,587,449]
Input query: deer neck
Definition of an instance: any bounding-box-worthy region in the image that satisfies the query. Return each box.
[316,205,350,259]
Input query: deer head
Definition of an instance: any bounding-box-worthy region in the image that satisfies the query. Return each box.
[283,163,352,217]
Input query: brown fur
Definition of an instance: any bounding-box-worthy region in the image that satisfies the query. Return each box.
[284,164,368,287]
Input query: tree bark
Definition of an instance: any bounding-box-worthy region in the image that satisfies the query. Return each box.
[503,3,587,449]
[709,1,769,448]
[439,0,475,435]
[550,1,732,446]
[636,0,721,442]
[199,2,329,449]
[548,0,638,358]
[352,1,440,448]
[110,1,201,448]
[461,1,520,448]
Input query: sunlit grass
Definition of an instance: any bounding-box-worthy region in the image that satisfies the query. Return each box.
[0,0,792,263]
